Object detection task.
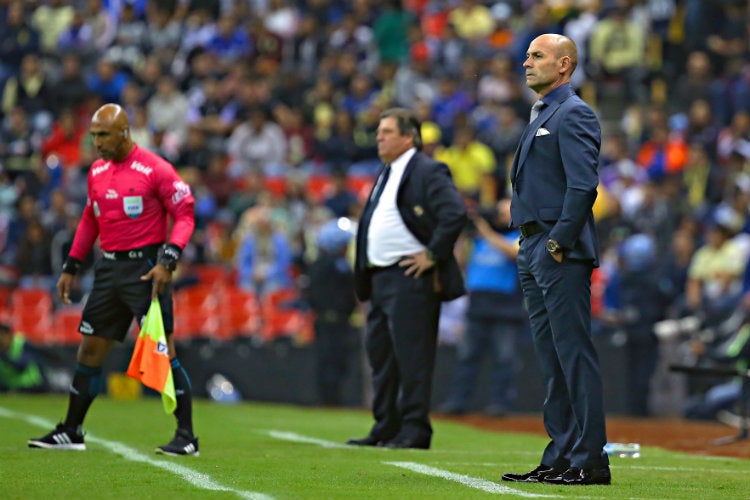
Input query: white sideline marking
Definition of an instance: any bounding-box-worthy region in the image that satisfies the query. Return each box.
[0,407,273,500]
[265,430,742,498]
[264,430,560,497]
[266,430,349,449]
[385,461,561,498]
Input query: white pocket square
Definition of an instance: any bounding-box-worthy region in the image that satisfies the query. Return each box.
[535,128,550,136]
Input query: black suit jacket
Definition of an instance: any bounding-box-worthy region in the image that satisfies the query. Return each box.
[355,151,467,302]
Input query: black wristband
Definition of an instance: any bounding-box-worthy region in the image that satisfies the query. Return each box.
[157,243,181,272]
[62,257,82,275]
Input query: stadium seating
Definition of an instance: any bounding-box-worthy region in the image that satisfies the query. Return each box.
[193,263,231,289]
[7,282,315,345]
[172,284,220,340]
[10,288,54,344]
[347,175,375,202]
[305,174,333,203]
[52,306,85,345]
[260,288,314,343]
[0,286,11,324]
[264,176,287,198]
[217,286,262,339]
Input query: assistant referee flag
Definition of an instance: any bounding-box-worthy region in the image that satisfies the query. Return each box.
[127,299,177,414]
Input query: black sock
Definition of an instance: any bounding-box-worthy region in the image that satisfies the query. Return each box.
[171,358,193,435]
[64,363,102,430]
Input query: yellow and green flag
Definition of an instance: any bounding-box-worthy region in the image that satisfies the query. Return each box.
[126,299,176,414]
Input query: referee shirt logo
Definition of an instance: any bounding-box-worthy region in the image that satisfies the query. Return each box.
[123,196,143,218]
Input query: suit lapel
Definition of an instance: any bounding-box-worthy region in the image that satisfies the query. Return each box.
[510,125,532,181]
[512,90,574,182]
[396,151,421,206]
[400,152,418,188]
[515,102,557,176]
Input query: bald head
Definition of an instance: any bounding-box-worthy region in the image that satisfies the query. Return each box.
[524,34,578,96]
[92,103,130,130]
[537,34,578,72]
[90,103,134,161]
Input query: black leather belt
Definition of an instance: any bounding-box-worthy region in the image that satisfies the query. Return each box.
[519,222,544,238]
[101,244,161,261]
[367,262,402,273]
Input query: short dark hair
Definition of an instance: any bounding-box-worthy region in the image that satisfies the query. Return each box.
[379,107,422,150]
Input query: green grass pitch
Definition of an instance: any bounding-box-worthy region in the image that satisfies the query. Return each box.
[1,394,747,499]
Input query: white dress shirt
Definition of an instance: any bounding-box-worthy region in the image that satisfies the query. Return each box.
[367,148,425,266]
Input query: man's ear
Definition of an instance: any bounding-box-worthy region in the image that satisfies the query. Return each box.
[560,56,572,74]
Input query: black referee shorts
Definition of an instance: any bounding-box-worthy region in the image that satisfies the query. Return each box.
[79,258,174,342]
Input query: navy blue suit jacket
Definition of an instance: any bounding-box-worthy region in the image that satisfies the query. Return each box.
[510,84,600,266]
[355,151,467,301]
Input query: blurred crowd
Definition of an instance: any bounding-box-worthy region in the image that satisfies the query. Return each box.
[2,0,750,416]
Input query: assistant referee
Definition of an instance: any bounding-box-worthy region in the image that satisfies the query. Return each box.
[28,103,199,456]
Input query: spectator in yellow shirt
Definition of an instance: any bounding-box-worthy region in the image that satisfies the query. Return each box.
[686,206,747,326]
[434,123,496,202]
[448,0,495,43]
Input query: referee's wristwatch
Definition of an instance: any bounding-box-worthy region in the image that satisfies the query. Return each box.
[157,244,181,272]
[545,239,562,255]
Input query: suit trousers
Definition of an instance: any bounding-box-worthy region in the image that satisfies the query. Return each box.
[516,233,609,469]
[365,266,440,441]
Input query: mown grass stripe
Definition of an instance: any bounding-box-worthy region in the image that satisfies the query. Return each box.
[263,429,560,497]
[0,406,273,500]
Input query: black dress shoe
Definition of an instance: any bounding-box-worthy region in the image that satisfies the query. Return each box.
[501,465,564,483]
[346,435,384,446]
[382,436,430,449]
[542,466,611,485]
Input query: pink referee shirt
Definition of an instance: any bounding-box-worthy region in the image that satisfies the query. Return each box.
[68,145,195,259]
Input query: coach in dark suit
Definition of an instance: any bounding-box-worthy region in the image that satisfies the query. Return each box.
[348,107,466,449]
[501,34,611,485]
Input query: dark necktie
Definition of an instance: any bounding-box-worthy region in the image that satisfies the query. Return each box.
[357,164,391,269]
[368,163,391,204]
[529,100,544,123]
